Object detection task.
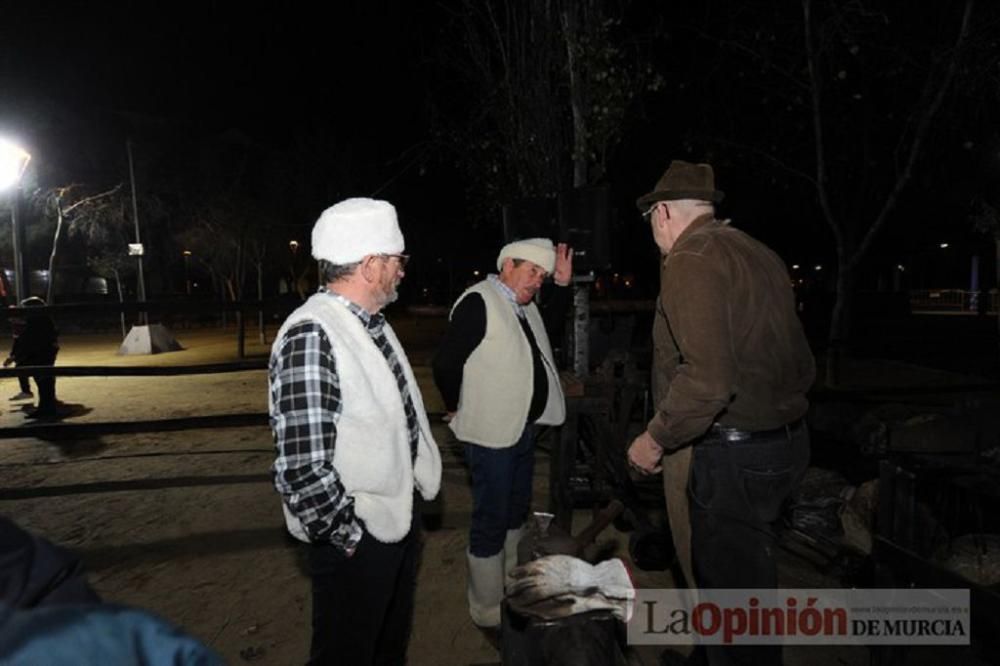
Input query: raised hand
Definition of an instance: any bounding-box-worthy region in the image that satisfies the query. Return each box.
[552,243,573,286]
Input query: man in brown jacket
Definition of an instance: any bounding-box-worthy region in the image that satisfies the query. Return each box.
[627,160,815,666]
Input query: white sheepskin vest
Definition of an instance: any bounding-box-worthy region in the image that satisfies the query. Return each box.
[272,292,442,543]
[448,280,565,448]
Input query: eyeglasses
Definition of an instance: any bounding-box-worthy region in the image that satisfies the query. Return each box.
[641,203,658,220]
[378,253,410,269]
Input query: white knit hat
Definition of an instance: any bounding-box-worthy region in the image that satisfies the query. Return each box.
[496,238,556,273]
[311,198,404,264]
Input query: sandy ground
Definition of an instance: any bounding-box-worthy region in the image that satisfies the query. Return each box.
[0,320,993,665]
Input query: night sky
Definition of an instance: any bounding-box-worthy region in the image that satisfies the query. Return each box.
[2,1,998,301]
[1,2,429,177]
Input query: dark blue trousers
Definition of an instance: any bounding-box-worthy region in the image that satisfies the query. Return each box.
[465,425,536,557]
[305,507,420,666]
[689,423,810,666]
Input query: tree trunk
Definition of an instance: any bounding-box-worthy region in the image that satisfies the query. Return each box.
[995,235,1000,367]
[257,262,266,345]
[825,262,856,387]
[46,207,64,304]
[561,7,588,188]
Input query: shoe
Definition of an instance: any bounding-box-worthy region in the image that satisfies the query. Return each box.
[25,406,59,420]
[9,391,33,401]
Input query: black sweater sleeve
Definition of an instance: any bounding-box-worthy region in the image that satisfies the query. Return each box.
[539,283,571,346]
[431,294,487,412]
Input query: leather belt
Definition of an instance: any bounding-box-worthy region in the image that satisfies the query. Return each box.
[707,418,804,443]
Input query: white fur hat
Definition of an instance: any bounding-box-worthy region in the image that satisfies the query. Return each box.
[311,198,404,264]
[496,238,555,273]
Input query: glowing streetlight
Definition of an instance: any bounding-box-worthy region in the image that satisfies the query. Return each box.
[939,243,949,249]
[0,137,31,304]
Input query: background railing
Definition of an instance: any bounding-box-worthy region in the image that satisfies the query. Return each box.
[909,289,999,315]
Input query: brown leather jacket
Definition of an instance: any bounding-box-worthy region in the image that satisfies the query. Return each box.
[647,215,815,450]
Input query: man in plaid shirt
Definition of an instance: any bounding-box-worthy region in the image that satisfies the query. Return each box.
[269,198,441,665]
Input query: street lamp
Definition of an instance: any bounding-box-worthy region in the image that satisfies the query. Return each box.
[0,137,31,304]
[182,250,192,295]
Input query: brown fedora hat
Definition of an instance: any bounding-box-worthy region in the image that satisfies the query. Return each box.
[635,160,724,211]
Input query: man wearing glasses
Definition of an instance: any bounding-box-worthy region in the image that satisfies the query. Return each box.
[628,161,814,666]
[269,197,441,665]
[433,237,572,639]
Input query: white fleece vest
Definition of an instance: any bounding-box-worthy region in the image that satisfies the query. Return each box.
[271,293,442,544]
[449,281,566,448]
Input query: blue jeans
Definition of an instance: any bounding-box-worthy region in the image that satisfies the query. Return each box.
[689,422,810,666]
[465,426,536,557]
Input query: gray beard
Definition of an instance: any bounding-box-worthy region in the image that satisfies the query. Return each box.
[375,285,398,309]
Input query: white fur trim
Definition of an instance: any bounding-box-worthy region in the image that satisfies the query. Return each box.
[311,198,404,264]
[496,238,555,273]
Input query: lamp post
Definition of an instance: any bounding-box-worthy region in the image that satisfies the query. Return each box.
[0,138,31,304]
[182,250,192,295]
[288,240,300,296]
[126,140,147,324]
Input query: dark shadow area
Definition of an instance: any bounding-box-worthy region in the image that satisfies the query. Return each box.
[0,474,268,500]
[15,401,93,422]
[0,448,274,467]
[79,527,294,572]
[31,436,108,459]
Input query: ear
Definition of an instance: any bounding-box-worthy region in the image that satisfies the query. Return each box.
[359,255,380,283]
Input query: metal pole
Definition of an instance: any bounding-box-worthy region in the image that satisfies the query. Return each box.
[126,140,147,324]
[9,188,24,304]
[571,274,594,377]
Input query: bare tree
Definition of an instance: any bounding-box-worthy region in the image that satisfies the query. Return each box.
[437,0,655,216]
[672,0,987,386]
[33,184,123,304]
[802,0,975,384]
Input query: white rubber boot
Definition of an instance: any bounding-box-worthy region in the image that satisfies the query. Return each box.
[503,526,524,589]
[467,550,504,628]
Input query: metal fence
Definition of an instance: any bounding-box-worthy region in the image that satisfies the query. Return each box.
[909,289,999,314]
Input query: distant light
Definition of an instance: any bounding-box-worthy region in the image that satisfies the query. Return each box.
[897,264,905,272]
[289,240,300,251]
[939,243,949,249]
[183,249,192,256]
[814,264,822,271]
[791,264,800,270]
[473,270,480,277]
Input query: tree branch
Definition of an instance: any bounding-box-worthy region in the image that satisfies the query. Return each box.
[62,184,124,216]
[851,0,975,269]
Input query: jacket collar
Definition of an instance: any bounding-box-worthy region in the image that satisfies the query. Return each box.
[672,212,717,249]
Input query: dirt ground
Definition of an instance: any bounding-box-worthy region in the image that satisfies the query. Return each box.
[0,320,993,665]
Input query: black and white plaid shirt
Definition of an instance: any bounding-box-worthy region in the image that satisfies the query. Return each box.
[269,290,420,554]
